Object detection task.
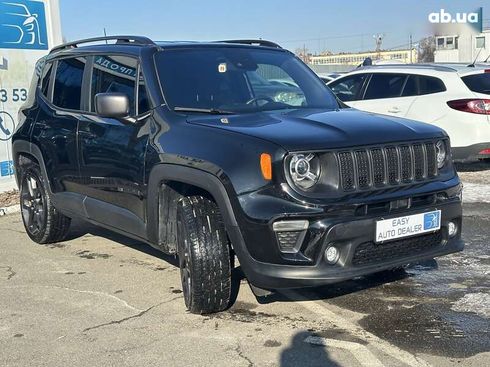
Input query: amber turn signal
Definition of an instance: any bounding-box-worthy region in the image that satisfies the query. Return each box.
[260,153,272,180]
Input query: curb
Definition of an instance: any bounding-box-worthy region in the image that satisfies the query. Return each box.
[0,204,20,216]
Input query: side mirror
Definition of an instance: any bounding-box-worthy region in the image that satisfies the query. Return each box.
[95,93,130,118]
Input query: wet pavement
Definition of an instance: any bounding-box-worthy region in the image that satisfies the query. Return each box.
[303,203,490,359]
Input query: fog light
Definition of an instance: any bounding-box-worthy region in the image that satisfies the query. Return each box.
[448,221,457,237]
[325,246,340,264]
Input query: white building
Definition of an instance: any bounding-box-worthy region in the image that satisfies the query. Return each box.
[310,49,417,66]
[435,29,490,63]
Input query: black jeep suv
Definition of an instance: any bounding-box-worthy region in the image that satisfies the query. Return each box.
[13,36,463,314]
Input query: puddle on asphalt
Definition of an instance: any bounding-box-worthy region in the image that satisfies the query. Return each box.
[75,250,112,259]
[359,302,489,358]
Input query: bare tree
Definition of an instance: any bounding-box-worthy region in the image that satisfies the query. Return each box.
[295,46,310,63]
[418,36,436,63]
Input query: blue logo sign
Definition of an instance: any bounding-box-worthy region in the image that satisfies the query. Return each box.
[0,1,48,50]
[423,211,440,230]
[0,160,13,177]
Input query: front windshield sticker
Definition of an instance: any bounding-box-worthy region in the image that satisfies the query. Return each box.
[218,63,227,73]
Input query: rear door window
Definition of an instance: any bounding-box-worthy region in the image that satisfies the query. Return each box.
[462,73,490,94]
[91,55,138,115]
[328,74,368,102]
[363,73,407,100]
[52,57,87,110]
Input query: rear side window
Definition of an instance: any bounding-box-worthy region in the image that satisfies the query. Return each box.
[138,73,150,114]
[328,74,368,102]
[364,73,406,100]
[91,56,137,115]
[40,62,53,97]
[418,75,446,95]
[52,57,86,110]
[462,73,490,94]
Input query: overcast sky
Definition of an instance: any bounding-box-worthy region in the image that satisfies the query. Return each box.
[60,0,486,53]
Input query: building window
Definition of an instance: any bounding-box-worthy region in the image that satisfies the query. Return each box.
[437,37,445,48]
[446,37,454,48]
[476,36,485,49]
[436,36,458,50]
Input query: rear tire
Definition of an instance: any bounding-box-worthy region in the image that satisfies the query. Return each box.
[19,164,71,244]
[177,195,231,314]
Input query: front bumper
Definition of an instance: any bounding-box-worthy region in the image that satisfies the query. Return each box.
[230,198,463,290]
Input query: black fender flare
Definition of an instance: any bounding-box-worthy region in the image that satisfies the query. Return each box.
[12,140,52,193]
[146,164,238,245]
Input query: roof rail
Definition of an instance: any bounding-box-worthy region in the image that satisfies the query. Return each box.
[218,39,282,49]
[50,35,156,54]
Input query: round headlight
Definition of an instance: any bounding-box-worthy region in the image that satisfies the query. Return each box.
[288,153,321,190]
[436,140,446,169]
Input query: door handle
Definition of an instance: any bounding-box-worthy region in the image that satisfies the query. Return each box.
[388,107,401,113]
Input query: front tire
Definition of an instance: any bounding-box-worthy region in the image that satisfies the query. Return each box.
[20,164,71,244]
[177,196,231,314]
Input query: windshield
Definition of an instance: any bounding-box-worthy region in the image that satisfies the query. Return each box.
[155,47,339,113]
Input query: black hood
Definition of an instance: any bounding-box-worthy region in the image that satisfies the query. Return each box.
[187,108,447,151]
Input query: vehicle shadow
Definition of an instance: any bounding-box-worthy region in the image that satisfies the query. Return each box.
[255,263,436,305]
[65,218,179,267]
[279,331,341,367]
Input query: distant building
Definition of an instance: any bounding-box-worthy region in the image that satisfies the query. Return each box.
[310,49,417,66]
[434,30,490,63]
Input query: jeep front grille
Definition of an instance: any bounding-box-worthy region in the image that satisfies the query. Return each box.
[337,142,438,192]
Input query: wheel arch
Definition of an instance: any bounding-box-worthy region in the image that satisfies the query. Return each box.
[147,164,239,250]
[12,140,51,192]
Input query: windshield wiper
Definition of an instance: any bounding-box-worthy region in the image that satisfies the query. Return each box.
[173,107,235,115]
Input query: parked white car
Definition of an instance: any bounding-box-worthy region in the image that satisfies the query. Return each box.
[317,72,344,83]
[327,64,490,161]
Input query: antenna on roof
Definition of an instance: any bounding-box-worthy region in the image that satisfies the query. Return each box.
[468,46,483,67]
[103,28,108,44]
[373,33,384,60]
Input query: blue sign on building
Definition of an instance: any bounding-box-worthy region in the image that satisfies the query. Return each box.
[0,160,13,177]
[0,1,48,50]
